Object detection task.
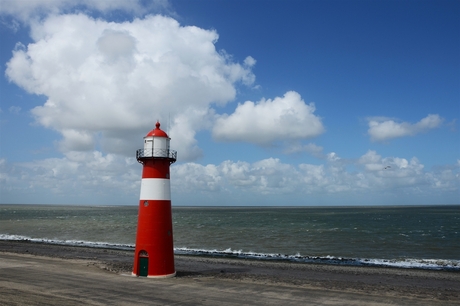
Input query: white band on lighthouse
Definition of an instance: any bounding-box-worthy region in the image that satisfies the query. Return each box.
[140,178,171,200]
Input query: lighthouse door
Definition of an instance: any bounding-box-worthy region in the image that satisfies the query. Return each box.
[138,250,149,277]
[139,257,149,276]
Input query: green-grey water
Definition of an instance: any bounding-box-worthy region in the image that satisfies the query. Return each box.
[1,205,459,270]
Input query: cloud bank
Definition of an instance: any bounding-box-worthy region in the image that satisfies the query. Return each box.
[1,151,458,205]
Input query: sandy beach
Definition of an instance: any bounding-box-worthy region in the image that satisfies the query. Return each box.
[0,240,459,305]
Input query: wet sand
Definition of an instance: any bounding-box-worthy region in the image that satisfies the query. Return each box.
[0,240,459,305]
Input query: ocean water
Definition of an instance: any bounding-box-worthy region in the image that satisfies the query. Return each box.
[1,204,459,271]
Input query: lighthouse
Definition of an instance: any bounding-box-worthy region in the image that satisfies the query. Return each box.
[132,121,177,278]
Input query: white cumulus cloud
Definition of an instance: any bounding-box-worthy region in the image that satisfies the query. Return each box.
[5,13,255,161]
[367,114,443,142]
[212,91,325,145]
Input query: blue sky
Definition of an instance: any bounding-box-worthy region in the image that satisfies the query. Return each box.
[0,0,458,206]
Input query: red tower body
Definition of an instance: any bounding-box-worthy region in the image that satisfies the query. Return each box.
[132,122,177,278]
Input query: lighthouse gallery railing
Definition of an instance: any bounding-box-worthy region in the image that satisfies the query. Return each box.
[136,148,177,163]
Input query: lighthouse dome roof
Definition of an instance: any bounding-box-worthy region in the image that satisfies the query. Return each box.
[145,121,169,138]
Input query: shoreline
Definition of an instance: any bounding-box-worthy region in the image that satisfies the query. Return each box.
[3,236,458,271]
[1,240,459,305]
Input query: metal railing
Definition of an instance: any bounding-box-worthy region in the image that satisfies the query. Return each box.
[136,148,177,163]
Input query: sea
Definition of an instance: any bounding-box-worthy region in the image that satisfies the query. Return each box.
[1,204,459,271]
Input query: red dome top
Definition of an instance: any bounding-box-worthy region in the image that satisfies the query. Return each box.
[145,121,169,138]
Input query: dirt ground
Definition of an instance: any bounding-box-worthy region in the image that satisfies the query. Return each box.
[0,240,459,305]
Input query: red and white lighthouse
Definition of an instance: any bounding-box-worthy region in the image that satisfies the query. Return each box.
[132,121,177,278]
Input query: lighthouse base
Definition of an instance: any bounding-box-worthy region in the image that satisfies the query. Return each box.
[131,271,176,278]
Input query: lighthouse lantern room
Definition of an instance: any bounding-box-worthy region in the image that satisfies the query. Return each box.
[132,121,177,278]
